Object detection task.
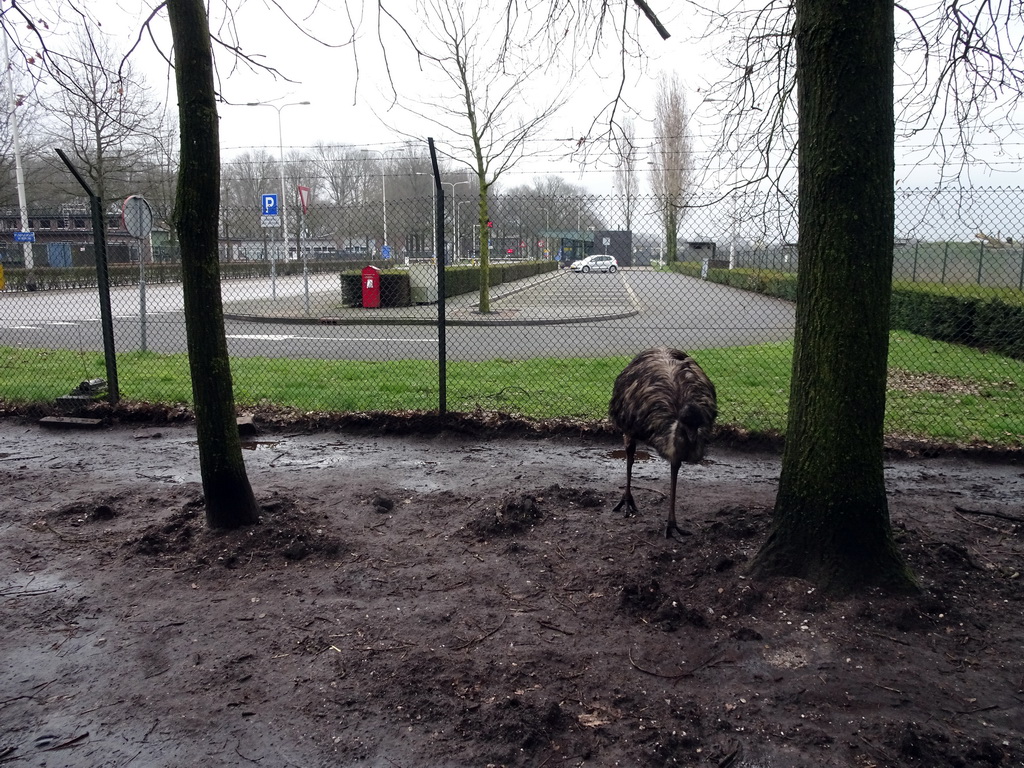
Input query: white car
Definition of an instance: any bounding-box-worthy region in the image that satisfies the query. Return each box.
[570,254,619,273]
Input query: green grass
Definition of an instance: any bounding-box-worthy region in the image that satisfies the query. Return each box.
[2,332,1022,446]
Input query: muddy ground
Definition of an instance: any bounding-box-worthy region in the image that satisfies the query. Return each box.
[1,411,1022,767]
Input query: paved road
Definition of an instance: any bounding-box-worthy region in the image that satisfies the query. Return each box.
[0,269,793,361]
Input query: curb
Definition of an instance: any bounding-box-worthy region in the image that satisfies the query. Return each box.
[223,309,641,327]
[223,270,642,327]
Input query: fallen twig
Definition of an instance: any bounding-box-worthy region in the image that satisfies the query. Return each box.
[538,620,574,636]
[954,510,1004,533]
[453,615,507,651]
[0,587,62,598]
[42,732,89,752]
[865,630,912,646]
[628,646,727,680]
[954,505,1024,525]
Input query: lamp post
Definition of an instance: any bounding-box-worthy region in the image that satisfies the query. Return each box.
[415,174,469,263]
[361,149,390,262]
[456,200,473,263]
[441,181,469,264]
[246,100,310,299]
[2,25,33,284]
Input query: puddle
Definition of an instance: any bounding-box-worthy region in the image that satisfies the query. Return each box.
[241,441,281,451]
[607,449,653,461]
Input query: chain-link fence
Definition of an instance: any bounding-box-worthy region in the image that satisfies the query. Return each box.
[1,186,1022,446]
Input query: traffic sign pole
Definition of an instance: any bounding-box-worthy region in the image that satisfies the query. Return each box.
[260,193,280,299]
[123,196,155,352]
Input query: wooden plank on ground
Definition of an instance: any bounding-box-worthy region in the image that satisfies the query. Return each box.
[39,416,104,429]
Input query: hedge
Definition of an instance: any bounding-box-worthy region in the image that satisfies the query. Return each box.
[667,262,1024,360]
[339,260,558,307]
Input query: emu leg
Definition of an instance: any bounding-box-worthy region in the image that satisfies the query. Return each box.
[665,460,689,538]
[613,436,638,517]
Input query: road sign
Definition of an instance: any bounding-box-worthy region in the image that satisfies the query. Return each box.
[13,231,35,243]
[261,215,281,228]
[297,186,311,215]
[122,195,154,238]
[262,194,279,216]
[381,244,392,260]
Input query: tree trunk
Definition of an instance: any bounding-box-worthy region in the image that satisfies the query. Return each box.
[665,205,678,263]
[751,0,917,594]
[478,188,491,313]
[167,0,259,529]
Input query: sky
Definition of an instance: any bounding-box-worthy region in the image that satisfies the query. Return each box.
[8,1,1024,195]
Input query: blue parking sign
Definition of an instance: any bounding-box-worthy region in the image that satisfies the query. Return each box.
[262,194,279,216]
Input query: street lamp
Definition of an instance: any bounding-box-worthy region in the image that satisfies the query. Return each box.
[361,149,390,261]
[415,175,470,263]
[441,181,470,264]
[457,199,473,263]
[2,27,33,283]
[246,100,310,298]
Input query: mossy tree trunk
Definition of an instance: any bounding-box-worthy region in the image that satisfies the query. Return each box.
[167,0,259,529]
[751,0,917,595]
[477,182,491,314]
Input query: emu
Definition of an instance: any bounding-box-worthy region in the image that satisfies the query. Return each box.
[608,347,718,538]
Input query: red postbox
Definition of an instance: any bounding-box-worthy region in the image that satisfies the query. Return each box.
[361,265,381,308]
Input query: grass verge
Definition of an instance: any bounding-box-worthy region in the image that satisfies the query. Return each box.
[1,331,1021,446]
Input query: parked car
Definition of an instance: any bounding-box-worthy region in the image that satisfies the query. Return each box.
[570,254,619,273]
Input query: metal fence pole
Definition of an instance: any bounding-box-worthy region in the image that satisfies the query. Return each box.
[428,138,447,416]
[55,148,120,405]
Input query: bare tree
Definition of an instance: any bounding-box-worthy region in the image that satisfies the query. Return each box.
[894,2,1024,182]
[311,143,366,207]
[649,72,693,263]
[695,0,1024,595]
[742,0,917,594]
[134,112,179,233]
[221,149,275,252]
[382,0,569,311]
[167,0,259,529]
[42,26,161,203]
[611,117,641,231]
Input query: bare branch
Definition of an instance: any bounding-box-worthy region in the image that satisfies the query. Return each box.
[633,0,671,40]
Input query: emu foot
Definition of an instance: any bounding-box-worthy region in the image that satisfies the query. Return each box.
[613,492,637,518]
[665,520,693,539]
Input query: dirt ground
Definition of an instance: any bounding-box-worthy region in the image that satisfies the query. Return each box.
[1,409,1022,768]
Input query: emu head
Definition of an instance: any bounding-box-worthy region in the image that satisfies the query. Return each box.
[675,402,716,464]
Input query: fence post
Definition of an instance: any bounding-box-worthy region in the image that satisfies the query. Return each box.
[941,241,948,284]
[428,138,447,417]
[977,241,985,285]
[55,148,120,405]
[912,241,919,282]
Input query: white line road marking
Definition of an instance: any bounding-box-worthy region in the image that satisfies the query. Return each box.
[226,334,433,343]
[3,323,77,329]
[621,276,642,310]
